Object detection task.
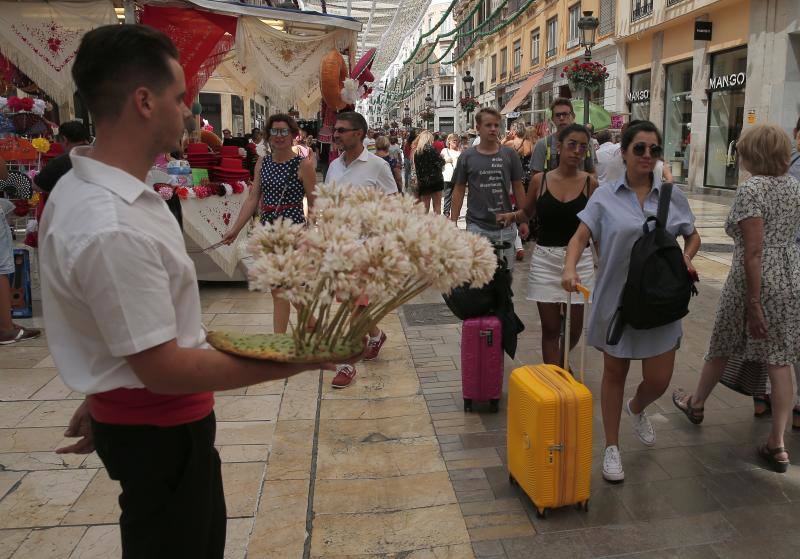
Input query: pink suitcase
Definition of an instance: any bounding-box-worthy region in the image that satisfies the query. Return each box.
[461,316,504,413]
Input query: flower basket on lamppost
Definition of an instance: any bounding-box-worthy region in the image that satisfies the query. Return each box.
[419,109,435,124]
[459,96,479,114]
[575,11,601,127]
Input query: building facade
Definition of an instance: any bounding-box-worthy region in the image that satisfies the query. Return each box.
[451,0,619,133]
[617,0,800,190]
[369,0,457,133]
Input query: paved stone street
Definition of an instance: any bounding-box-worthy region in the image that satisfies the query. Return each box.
[1,193,799,558]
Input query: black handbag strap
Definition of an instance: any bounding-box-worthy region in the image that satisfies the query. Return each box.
[656,181,673,229]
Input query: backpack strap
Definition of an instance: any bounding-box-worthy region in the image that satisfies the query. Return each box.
[656,182,673,229]
[791,152,800,168]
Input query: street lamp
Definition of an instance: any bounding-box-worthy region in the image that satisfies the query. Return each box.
[424,93,433,130]
[462,70,475,130]
[577,11,600,127]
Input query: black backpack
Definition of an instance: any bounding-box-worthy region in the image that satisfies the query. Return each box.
[607,183,697,343]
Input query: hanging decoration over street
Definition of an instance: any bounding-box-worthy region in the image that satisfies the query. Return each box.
[140,6,238,106]
[0,0,117,104]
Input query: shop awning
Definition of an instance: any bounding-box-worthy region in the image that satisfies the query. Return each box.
[500,70,545,115]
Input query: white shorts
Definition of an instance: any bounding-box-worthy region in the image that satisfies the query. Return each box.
[527,244,594,303]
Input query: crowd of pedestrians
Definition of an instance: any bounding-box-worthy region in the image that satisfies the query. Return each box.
[17,22,800,559]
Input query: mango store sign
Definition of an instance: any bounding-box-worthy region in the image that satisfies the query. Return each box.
[708,72,746,92]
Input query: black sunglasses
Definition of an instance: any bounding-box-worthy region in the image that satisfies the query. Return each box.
[333,127,359,134]
[632,142,663,158]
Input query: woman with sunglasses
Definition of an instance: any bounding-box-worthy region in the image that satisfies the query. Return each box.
[222,114,317,334]
[498,123,598,367]
[561,121,701,483]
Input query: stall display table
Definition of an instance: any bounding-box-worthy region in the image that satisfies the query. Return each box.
[180,194,252,281]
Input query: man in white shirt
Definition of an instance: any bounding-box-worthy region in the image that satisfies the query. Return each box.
[325,112,395,388]
[41,25,343,558]
[595,130,623,185]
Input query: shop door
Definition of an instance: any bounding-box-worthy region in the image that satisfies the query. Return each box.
[705,90,745,188]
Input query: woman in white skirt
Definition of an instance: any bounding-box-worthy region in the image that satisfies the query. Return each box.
[499,124,597,366]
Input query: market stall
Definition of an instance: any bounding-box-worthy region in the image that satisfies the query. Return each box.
[0,0,363,282]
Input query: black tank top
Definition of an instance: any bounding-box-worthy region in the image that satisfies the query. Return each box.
[535,173,589,247]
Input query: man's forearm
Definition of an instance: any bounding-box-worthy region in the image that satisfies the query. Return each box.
[450,184,466,222]
[127,341,313,395]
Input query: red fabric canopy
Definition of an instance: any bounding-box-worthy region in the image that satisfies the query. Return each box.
[141,6,237,106]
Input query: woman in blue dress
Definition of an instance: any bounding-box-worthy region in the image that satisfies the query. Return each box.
[223,114,317,334]
[561,121,701,483]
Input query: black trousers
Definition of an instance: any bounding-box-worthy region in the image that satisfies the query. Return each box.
[92,412,226,559]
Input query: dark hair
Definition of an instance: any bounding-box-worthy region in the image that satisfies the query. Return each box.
[265,114,299,139]
[557,123,590,143]
[596,130,612,144]
[336,111,368,139]
[620,120,663,152]
[58,121,90,144]
[550,97,574,114]
[407,129,417,144]
[389,136,398,145]
[72,25,179,122]
[251,128,261,135]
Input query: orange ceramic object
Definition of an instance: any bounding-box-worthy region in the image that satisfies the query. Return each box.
[320,50,347,111]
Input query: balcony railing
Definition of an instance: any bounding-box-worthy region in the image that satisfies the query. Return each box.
[631,1,654,22]
[666,0,685,5]
[545,47,557,59]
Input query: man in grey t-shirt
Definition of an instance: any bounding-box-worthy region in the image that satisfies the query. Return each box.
[451,108,528,270]
[530,97,596,178]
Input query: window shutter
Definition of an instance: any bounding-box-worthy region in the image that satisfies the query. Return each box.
[599,0,615,36]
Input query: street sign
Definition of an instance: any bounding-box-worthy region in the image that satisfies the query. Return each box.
[694,21,712,41]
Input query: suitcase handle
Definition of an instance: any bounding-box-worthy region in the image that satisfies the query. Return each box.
[564,284,590,385]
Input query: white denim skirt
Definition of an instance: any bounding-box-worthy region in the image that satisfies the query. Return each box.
[527,244,595,303]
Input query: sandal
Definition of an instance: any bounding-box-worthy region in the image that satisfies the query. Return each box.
[0,326,41,345]
[758,443,790,473]
[753,394,772,417]
[672,389,704,425]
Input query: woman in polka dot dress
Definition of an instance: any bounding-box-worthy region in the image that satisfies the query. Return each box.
[223,114,317,333]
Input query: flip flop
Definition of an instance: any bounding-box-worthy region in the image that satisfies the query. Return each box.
[672,389,704,425]
[758,443,790,473]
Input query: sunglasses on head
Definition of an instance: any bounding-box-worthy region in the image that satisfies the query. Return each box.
[269,128,291,137]
[632,142,663,158]
[333,127,359,134]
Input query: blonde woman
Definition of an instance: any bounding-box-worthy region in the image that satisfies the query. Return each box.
[413,130,445,213]
[441,133,462,218]
[673,124,800,473]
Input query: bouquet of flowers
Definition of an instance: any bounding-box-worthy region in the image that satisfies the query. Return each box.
[459,96,479,113]
[562,61,608,91]
[207,182,498,363]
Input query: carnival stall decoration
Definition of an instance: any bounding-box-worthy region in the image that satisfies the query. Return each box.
[0,1,118,104]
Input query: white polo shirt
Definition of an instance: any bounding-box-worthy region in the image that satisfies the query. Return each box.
[39,148,207,394]
[325,147,397,194]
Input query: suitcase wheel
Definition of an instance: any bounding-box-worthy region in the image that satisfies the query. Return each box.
[463,398,473,412]
[489,399,500,413]
[536,507,548,519]
[575,500,589,512]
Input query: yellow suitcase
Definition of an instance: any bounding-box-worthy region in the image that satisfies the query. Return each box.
[507,285,592,518]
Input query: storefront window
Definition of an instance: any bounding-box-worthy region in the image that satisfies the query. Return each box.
[628,71,650,122]
[705,48,747,188]
[199,92,222,136]
[663,60,693,184]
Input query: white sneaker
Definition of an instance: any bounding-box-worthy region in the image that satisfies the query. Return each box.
[602,445,625,482]
[626,398,656,447]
